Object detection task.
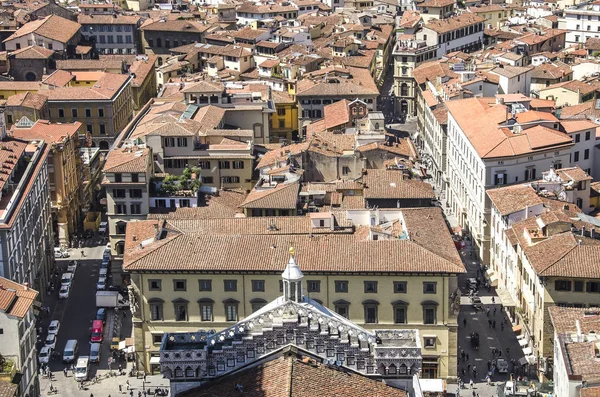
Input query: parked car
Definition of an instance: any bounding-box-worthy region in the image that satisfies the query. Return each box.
[101,258,110,270]
[90,320,103,343]
[89,343,101,363]
[104,243,111,254]
[99,268,108,278]
[98,222,108,235]
[74,356,89,381]
[60,273,73,287]
[39,346,52,365]
[496,358,509,373]
[59,285,70,299]
[47,320,60,336]
[54,247,69,258]
[96,277,107,291]
[95,308,106,324]
[45,334,57,349]
[67,260,78,273]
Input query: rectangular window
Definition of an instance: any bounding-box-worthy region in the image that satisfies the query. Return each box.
[58,109,64,118]
[335,280,348,293]
[174,303,187,321]
[575,134,581,143]
[555,280,571,291]
[221,176,240,184]
[150,303,163,321]
[113,189,126,198]
[585,149,590,160]
[98,108,104,117]
[129,189,142,198]
[198,161,211,169]
[114,203,127,214]
[130,203,141,215]
[173,280,186,291]
[224,280,237,291]
[177,137,188,147]
[364,305,377,323]
[200,303,212,321]
[164,137,175,147]
[199,280,212,291]
[86,124,93,134]
[423,282,437,294]
[152,334,163,344]
[277,108,286,116]
[202,176,213,184]
[574,281,584,292]
[574,151,580,162]
[364,281,378,293]
[394,281,407,293]
[225,303,238,322]
[424,336,436,348]
[394,306,407,324]
[335,303,348,318]
[342,166,350,175]
[252,280,265,292]
[148,279,162,291]
[232,161,244,169]
[586,130,591,140]
[424,307,437,324]
[71,108,78,118]
[586,281,600,293]
[219,161,230,169]
[99,124,106,135]
[307,280,320,293]
[131,174,139,183]
[114,173,122,182]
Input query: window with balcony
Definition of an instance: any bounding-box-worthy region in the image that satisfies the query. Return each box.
[173,299,188,321]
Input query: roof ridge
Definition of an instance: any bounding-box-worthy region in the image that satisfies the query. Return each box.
[125,233,183,269]
[537,233,577,275]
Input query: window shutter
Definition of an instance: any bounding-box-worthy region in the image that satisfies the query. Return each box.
[524,170,529,181]
[587,282,592,293]
[532,169,536,179]
[554,280,560,290]
[503,173,508,184]
[494,174,499,185]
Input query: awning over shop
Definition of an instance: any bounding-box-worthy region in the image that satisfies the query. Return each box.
[485,269,499,287]
[512,324,523,334]
[523,347,533,356]
[419,379,446,393]
[496,288,516,307]
[526,355,536,365]
[518,357,528,366]
[519,339,529,347]
[150,356,160,365]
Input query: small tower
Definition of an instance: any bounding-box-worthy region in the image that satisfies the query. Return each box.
[281,247,303,302]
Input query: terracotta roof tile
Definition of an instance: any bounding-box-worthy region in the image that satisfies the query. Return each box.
[361,169,435,200]
[148,190,246,219]
[9,45,54,59]
[240,182,299,209]
[487,185,543,216]
[424,13,484,34]
[323,99,350,130]
[103,146,150,173]
[11,120,80,144]
[5,92,47,110]
[179,354,407,397]
[4,14,80,44]
[0,277,38,319]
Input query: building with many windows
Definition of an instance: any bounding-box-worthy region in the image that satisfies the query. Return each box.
[0,277,40,397]
[78,14,141,55]
[103,146,153,257]
[417,14,484,57]
[559,2,600,47]
[445,97,575,264]
[124,207,464,380]
[11,119,82,247]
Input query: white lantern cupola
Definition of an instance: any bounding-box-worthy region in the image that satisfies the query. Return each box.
[281,247,303,302]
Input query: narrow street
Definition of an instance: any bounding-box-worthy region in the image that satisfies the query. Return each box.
[36,238,169,396]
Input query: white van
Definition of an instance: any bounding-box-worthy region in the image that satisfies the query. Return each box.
[62,339,78,363]
[61,273,73,287]
[74,356,89,381]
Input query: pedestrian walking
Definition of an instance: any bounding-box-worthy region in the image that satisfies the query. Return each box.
[144,373,147,382]
[488,319,492,328]
[494,308,497,315]
[467,364,471,372]
[499,350,502,357]
[469,379,473,389]
[506,347,510,355]
[90,393,94,397]
[486,308,490,317]
[130,392,133,397]
[491,296,495,304]
[466,353,469,361]
[81,250,85,257]
[63,368,67,377]
[463,318,467,327]
[472,391,476,397]
[461,349,465,360]
[462,368,466,376]
[138,391,142,397]
[119,385,122,393]
[501,323,504,331]
[487,360,491,370]
[486,376,491,385]
[493,320,496,329]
